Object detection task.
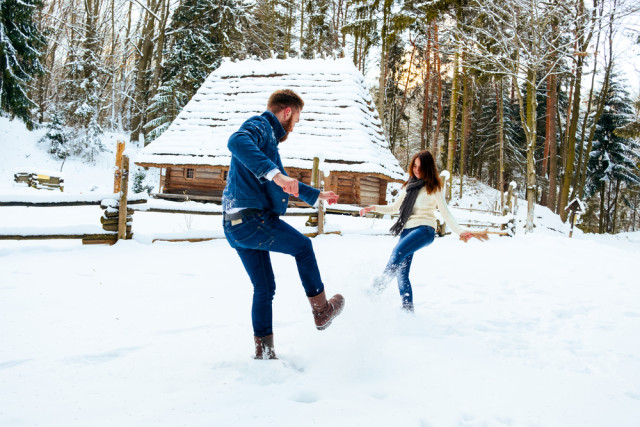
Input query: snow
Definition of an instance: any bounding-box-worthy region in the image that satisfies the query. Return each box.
[2,117,640,426]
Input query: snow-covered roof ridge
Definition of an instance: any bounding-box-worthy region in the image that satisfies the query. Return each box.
[136,57,405,180]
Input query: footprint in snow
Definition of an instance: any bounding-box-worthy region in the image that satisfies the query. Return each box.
[290,390,320,403]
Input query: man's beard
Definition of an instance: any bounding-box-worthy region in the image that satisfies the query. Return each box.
[279,115,295,142]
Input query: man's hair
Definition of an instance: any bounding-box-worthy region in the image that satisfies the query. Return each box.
[267,89,304,114]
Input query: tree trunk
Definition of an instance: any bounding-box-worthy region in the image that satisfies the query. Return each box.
[446,47,460,200]
[612,178,621,233]
[558,55,583,221]
[599,181,605,234]
[146,0,170,127]
[559,0,594,221]
[420,23,432,151]
[130,0,160,143]
[459,58,471,197]
[300,0,305,54]
[578,3,615,199]
[547,73,558,211]
[524,70,537,232]
[496,78,505,210]
[432,24,443,161]
[377,1,390,128]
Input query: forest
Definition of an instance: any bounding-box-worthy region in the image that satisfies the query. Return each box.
[2,0,640,233]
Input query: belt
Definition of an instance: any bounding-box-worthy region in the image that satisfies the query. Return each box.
[223,208,263,222]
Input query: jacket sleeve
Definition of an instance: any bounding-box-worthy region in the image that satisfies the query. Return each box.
[372,190,405,215]
[434,190,465,235]
[297,182,320,207]
[227,123,280,182]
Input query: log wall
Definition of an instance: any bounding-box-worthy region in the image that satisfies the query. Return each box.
[163,167,228,198]
[161,166,390,205]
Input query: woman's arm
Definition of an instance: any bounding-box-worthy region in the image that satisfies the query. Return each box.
[359,190,406,216]
[435,190,489,242]
[434,190,465,235]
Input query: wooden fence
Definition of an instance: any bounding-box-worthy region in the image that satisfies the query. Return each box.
[1,158,517,244]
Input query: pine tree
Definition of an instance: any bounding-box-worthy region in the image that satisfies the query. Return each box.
[0,0,46,129]
[341,0,380,72]
[59,8,104,160]
[244,0,293,58]
[145,0,246,142]
[39,108,69,159]
[586,74,640,233]
[473,79,525,186]
[302,0,333,58]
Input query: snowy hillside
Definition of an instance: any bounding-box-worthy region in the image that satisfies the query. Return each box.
[1,117,640,426]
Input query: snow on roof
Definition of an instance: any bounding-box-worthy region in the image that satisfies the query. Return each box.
[135,57,405,180]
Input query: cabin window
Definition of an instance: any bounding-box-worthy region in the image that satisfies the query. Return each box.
[223,171,228,181]
[186,168,195,179]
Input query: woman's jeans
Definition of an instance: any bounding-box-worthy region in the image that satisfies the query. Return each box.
[379,225,435,308]
[223,210,325,337]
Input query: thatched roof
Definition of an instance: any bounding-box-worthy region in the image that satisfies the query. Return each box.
[135,57,405,181]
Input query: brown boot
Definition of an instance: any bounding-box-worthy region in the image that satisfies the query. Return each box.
[308,290,345,330]
[254,334,277,360]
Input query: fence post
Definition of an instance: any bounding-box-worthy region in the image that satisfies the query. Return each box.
[114,141,125,193]
[318,174,324,235]
[312,157,325,235]
[305,157,324,234]
[118,155,130,241]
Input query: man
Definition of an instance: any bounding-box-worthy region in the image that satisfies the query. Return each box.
[222,89,345,360]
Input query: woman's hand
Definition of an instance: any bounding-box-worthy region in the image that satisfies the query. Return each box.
[359,206,375,216]
[319,191,339,205]
[460,230,489,242]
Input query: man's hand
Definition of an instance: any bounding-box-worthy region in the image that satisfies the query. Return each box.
[319,191,339,205]
[273,173,299,197]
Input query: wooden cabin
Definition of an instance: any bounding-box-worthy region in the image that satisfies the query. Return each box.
[135,57,405,206]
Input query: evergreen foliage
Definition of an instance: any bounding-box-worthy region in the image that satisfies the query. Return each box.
[133,168,154,194]
[302,0,333,58]
[341,0,380,71]
[586,74,640,197]
[0,0,46,130]
[244,0,294,58]
[57,1,105,159]
[38,108,69,159]
[474,81,525,183]
[145,0,246,142]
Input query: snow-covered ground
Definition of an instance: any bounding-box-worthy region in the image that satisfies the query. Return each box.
[1,117,640,426]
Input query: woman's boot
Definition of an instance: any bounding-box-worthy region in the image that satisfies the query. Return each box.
[308,291,345,330]
[254,334,277,360]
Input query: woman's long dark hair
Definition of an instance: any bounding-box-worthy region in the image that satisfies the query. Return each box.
[404,150,442,194]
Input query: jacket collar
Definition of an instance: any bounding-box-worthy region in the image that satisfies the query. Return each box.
[262,111,287,142]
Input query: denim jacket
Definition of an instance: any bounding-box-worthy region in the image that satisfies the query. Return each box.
[222,111,320,215]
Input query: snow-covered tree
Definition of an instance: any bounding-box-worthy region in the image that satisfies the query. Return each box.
[58,0,105,160]
[341,0,380,72]
[0,0,46,129]
[302,0,333,58]
[586,74,640,233]
[39,108,69,159]
[144,0,246,143]
[473,78,525,189]
[457,0,576,231]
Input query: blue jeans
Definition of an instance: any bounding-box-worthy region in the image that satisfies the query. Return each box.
[223,210,325,337]
[382,226,435,307]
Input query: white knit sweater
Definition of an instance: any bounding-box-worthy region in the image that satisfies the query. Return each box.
[373,187,465,235]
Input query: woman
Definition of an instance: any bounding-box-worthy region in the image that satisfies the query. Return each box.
[359,150,488,312]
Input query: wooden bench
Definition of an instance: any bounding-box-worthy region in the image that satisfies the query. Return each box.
[14,172,64,191]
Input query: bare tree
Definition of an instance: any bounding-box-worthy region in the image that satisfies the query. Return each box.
[458,0,576,231]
